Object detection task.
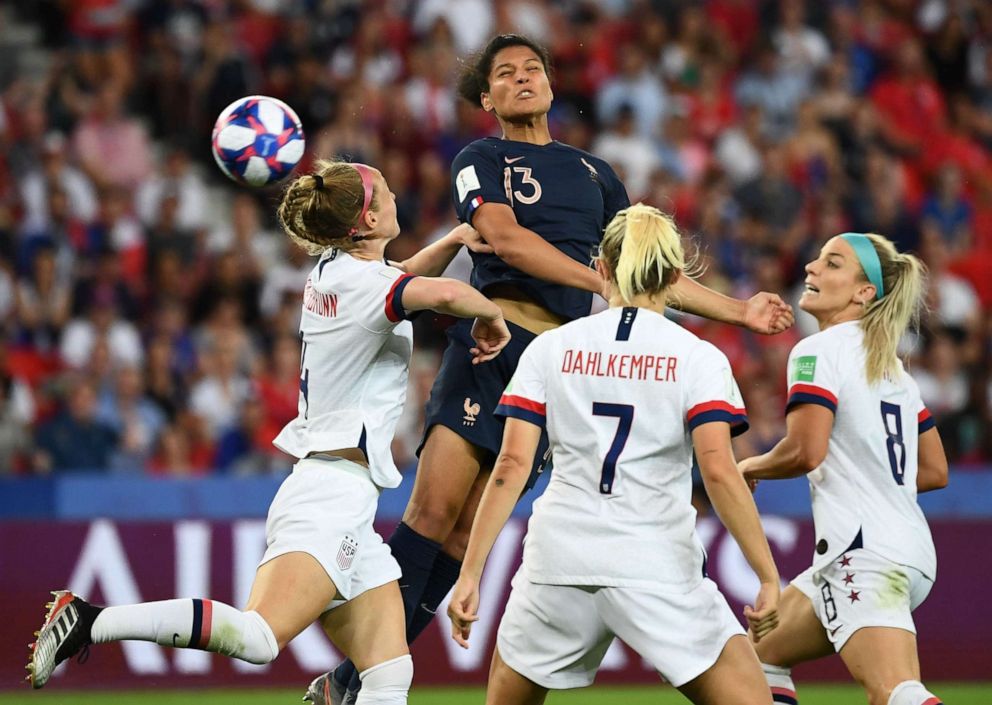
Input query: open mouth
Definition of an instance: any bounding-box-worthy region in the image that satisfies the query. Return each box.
[516,90,535,99]
[803,283,820,294]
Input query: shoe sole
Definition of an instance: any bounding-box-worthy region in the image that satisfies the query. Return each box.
[26,590,76,689]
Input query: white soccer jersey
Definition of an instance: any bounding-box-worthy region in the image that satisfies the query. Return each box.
[495,307,748,590]
[272,249,416,489]
[785,321,936,578]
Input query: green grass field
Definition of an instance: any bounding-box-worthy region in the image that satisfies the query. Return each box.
[0,684,988,705]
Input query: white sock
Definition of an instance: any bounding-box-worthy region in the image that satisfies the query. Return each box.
[887,680,942,705]
[90,598,279,665]
[355,654,413,705]
[761,663,798,704]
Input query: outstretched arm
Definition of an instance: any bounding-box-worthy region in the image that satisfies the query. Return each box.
[472,203,604,294]
[668,275,795,335]
[448,419,542,648]
[392,223,493,277]
[917,427,949,492]
[738,404,833,481]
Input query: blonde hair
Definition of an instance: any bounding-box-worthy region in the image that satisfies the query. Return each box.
[856,233,928,384]
[597,203,686,303]
[277,159,380,255]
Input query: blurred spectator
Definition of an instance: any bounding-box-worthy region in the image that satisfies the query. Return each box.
[71,82,153,191]
[207,193,281,272]
[715,104,766,185]
[189,338,252,439]
[15,243,72,352]
[59,289,142,370]
[214,394,281,474]
[597,43,670,139]
[34,376,117,472]
[135,144,208,234]
[921,163,974,255]
[19,132,98,233]
[912,329,969,418]
[772,0,830,80]
[591,104,660,200]
[734,38,809,137]
[254,333,301,433]
[96,365,167,471]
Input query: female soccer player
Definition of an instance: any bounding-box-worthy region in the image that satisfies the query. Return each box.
[737,232,948,705]
[317,33,793,704]
[449,203,781,705]
[27,160,511,705]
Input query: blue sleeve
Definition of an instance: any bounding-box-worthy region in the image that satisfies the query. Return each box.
[451,142,511,225]
[601,162,630,228]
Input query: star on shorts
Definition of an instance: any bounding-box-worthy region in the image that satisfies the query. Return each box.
[848,589,861,603]
[838,554,852,567]
[843,572,855,585]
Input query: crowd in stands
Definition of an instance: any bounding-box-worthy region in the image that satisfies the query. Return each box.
[0,0,990,476]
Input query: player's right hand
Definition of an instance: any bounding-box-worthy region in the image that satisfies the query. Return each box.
[744,580,780,643]
[469,315,511,364]
[454,223,495,254]
[448,577,481,649]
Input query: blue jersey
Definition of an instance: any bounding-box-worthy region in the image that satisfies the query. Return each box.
[451,137,629,321]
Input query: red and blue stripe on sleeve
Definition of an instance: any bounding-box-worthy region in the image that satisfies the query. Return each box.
[495,394,546,428]
[687,401,749,437]
[786,383,838,414]
[384,273,417,323]
[918,407,935,434]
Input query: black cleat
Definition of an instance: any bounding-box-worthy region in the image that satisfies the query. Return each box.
[27,590,101,689]
[303,671,355,705]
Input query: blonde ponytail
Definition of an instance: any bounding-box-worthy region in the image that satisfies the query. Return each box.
[599,203,685,303]
[858,233,927,384]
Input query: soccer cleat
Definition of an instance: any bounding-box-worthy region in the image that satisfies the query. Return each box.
[303,671,356,705]
[26,590,100,689]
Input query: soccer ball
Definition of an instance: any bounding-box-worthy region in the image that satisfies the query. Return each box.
[211,95,306,187]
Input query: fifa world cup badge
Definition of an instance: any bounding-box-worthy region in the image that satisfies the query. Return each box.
[336,536,359,571]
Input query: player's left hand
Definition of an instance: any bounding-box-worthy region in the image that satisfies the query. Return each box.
[737,457,759,492]
[470,315,511,364]
[745,580,780,643]
[448,576,481,649]
[744,292,795,335]
[454,223,495,254]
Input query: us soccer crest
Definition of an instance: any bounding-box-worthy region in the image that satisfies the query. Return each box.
[336,535,359,571]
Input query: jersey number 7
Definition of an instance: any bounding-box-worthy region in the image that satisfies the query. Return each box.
[592,402,634,494]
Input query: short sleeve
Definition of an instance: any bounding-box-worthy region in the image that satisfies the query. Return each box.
[600,161,631,228]
[785,338,839,414]
[494,338,547,428]
[312,254,417,332]
[684,342,749,437]
[451,142,511,225]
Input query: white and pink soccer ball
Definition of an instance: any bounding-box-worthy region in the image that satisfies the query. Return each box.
[211,95,306,187]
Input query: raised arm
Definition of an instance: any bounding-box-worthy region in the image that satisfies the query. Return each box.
[668,275,795,335]
[737,404,833,481]
[400,277,510,362]
[392,223,493,277]
[447,418,542,648]
[472,203,604,293]
[917,427,949,493]
[692,421,780,641]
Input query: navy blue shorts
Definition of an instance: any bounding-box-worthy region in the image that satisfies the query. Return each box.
[418,318,550,490]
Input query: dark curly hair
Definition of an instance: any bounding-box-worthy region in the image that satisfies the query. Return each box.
[456,34,553,108]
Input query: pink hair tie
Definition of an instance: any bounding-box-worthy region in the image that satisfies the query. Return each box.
[348,163,375,240]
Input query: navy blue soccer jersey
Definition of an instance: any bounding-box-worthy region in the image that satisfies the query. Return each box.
[451,137,629,321]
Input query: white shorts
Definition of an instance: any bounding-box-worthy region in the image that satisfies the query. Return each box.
[260,456,401,610]
[496,571,745,689]
[792,548,933,651]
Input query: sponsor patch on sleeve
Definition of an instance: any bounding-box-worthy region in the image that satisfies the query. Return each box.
[456,164,481,203]
[791,355,817,383]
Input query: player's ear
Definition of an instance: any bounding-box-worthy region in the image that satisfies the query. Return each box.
[594,257,611,282]
[480,92,494,113]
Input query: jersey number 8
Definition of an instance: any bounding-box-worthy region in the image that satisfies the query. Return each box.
[880,401,906,486]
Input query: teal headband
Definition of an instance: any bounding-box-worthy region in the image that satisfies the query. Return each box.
[840,232,884,300]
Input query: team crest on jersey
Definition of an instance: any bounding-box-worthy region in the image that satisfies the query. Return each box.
[792,355,817,383]
[336,535,358,571]
[580,157,599,181]
[463,397,481,426]
[456,165,481,202]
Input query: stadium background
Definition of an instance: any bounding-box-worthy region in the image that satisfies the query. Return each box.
[1,0,991,700]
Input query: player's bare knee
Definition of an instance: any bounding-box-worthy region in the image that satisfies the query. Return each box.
[403,499,461,541]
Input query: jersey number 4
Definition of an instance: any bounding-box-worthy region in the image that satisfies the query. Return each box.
[880,401,906,485]
[592,402,634,494]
